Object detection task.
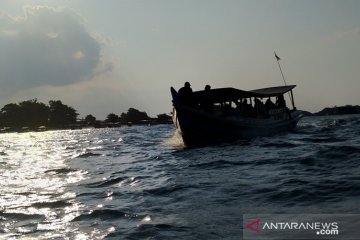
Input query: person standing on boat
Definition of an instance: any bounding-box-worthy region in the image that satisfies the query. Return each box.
[178,82,195,107]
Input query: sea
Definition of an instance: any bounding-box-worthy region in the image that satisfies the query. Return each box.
[0,114,359,240]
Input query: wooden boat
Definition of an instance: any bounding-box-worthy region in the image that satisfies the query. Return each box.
[170,85,303,147]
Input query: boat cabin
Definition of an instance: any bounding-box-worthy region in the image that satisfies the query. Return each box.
[183,85,297,120]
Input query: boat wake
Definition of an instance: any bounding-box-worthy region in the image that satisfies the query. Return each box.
[159,130,185,149]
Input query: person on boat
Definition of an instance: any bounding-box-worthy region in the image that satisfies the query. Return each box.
[254,98,266,117]
[222,102,232,117]
[276,95,286,108]
[265,97,276,116]
[265,97,275,110]
[201,85,214,113]
[235,99,244,116]
[178,82,195,107]
[241,99,254,117]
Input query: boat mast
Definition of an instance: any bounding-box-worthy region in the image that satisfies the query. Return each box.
[274,51,296,110]
[275,51,287,86]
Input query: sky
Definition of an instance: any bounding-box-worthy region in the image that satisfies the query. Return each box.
[0,0,359,119]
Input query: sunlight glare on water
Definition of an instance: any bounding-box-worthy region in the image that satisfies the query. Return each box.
[0,130,89,238]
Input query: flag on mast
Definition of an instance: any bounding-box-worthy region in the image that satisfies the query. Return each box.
[274,51,287,86]
[275,52,281,61]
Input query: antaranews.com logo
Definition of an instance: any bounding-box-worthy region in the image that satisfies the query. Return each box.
[243,214,360,240]
[246,218,338,236]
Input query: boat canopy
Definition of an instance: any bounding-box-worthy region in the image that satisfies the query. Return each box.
[192,85,296,103]
[250,85,296,96]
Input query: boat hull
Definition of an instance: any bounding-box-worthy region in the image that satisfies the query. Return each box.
[173,104,302,147]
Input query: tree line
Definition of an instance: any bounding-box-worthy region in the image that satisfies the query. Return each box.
[101,108,171,124]
[0,99,78,129]
[87,108,171,125]
[0,99,171,130]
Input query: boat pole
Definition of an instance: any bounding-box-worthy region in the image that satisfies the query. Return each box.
[275,51,287,86]
[290,90,296,110]
[274,51,294,109]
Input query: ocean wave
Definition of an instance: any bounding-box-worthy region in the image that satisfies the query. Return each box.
[123,224,191,240]
[188,159,248,169]
[298,136,344,143]
[144,184,191,196]
[0,212,45,222]
[77,152,103,158]
[315,145,360,160]
[259,141,298,148]
[72,209,136,221]
[0,151,7,156]
[44,168,79,174]
[84,176,126,188]
[30,200,72,209]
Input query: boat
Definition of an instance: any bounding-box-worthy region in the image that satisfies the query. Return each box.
[170,85,303,147]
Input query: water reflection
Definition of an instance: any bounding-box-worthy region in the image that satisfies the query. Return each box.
[0,130,88,238]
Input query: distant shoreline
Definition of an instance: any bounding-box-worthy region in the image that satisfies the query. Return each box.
[1,105,359,134]
[0,100,173,134]
[300,105,360,117]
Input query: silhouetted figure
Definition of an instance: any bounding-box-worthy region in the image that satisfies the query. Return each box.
[222,103,231,117]
[265,97,276,116]
[201,85,214,113]
[276,95,286,108]
[265,97,275,110]
[254,98,266,117]
[178,82,194,107]
[241,99,254,117]
[235,99,244,116]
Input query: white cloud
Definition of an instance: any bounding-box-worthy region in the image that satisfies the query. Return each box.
[0,5,110,92]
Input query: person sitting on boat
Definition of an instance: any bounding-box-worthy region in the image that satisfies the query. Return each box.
[254,98,266,117]
[222,102,232,117]
[265,97,276,116]
[178,82,195,107]
[265,97,275,109]
[276,95,286,108]
[201,85,214,114]
[235,99,244,116]
[241,99,254,117]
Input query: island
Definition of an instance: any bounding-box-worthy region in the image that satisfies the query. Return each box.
[0,99,172,133]
[312,105,360,116]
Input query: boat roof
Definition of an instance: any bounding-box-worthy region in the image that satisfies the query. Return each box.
[193,85,296,103]
[250,85,296,96]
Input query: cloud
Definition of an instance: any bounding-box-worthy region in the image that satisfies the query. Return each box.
[0,6,106,92]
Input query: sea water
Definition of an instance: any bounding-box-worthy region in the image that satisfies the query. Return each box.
[0,114,359,239]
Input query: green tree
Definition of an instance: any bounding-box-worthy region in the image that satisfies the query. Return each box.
[157,113,172,124]
[18,99,49,127]
[85,114,96,125]
[105,113,119,123]
[1,103,21,127]
[49,100,78,127]
[120,108,150,123]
